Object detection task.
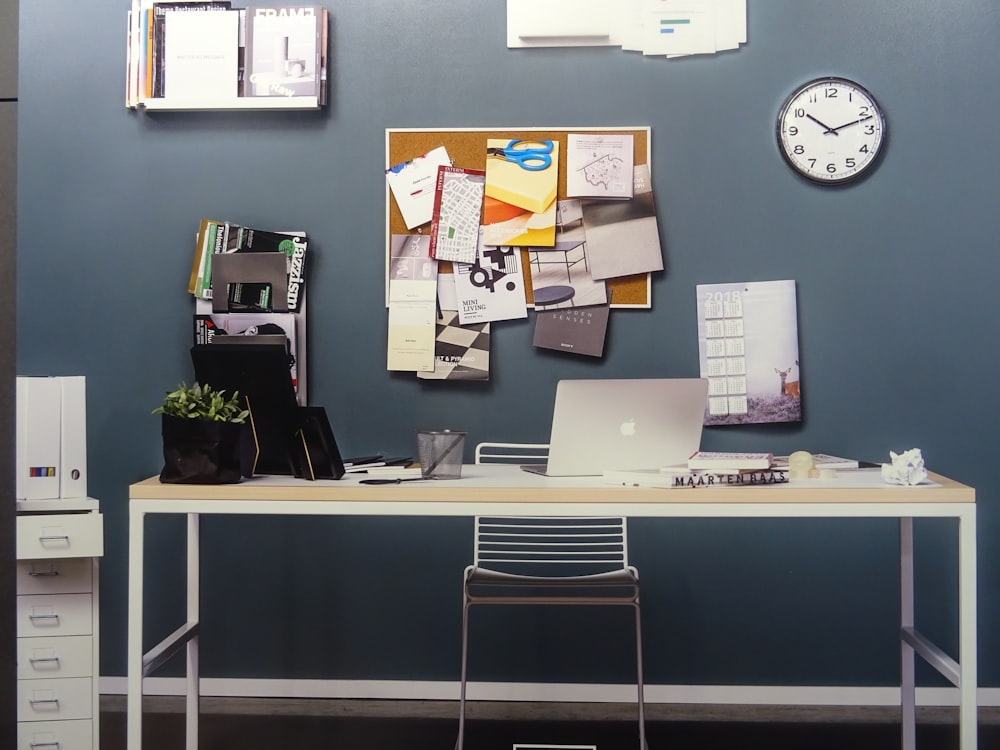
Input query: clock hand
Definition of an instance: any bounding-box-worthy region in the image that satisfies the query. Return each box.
[830,114,874,133]
[805,113,838,134]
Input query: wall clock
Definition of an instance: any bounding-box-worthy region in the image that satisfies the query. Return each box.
[776,77,887,184]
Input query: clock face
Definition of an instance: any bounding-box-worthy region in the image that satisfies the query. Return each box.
[776,77,887,184]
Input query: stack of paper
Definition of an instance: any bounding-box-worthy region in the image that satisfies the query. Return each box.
[507,0,748,58]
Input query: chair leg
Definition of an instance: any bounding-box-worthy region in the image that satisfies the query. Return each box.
[456,596,472,750]
[634,602,647,750]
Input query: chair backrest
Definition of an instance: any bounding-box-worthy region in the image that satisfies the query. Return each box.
[474,442,549,465]
[473,515,630,576]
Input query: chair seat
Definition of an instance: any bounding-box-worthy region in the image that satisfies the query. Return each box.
[533,284,575,306]
[466,565,638,587]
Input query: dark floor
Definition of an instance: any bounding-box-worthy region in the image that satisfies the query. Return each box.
[100,698,1000,750]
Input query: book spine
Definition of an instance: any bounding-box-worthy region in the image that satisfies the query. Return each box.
[673,470,788,488]
[202,220,226,300]
[189,218,210,295]
[145,10,154,100]
[428,166,447,259]
[287,238,306,311]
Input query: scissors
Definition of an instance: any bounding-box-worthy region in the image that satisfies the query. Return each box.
[486,139,553,171]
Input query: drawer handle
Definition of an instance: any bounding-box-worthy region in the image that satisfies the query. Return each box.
[29,697,60,706]
[28,613,60,622]
[38,535,70,543]
[30,743,61,749]
[29,655,61,664]
[28,569,60,577]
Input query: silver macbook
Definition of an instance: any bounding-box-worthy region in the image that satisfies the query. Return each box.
[522,378,709,477]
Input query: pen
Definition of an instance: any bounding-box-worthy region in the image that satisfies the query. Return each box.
[359,477,435,485]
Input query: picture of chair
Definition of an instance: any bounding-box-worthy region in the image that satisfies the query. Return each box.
[528,200,608,310]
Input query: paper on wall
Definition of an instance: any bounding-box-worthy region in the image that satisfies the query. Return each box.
[386,146,452,230]
[387,235,438,371]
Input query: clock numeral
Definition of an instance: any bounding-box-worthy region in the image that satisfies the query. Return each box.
[787,125,798,136]
[859,144,870,154]
[824,87,838,98]
[794,107,806,117]
[846,158,856,169]
[793,145,805,155]
[859,105,870,117]
[826,163,837,174]
[864,124,876,135]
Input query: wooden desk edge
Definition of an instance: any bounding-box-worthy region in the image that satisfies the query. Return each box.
[128,471,975,505]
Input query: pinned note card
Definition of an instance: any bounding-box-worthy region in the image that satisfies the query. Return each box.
[387,235,438,371]
[386,146,452,230]
[485,138,558,215]
[566,132,634,199]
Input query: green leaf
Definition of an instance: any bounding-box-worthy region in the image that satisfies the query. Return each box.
[155,381,249,423]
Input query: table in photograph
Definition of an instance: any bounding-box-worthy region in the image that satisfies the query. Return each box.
[127,466,977,750]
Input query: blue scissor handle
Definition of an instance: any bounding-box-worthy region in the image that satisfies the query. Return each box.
[488,139,553,171]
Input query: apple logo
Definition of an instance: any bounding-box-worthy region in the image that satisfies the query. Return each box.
[620,418,637,437]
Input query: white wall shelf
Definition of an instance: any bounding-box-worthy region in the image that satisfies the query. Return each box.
[134,96,321,111]
[126,5,328,113]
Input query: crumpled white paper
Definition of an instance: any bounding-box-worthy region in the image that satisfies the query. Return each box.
[881,448,928,486]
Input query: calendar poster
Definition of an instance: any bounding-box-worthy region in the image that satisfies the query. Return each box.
[696,280,801,425]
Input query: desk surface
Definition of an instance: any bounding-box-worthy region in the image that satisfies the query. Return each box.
[129,466,974,511]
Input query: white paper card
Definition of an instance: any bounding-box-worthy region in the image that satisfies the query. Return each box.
[386,146,452,230]
[454,232,528,325]
[387,235,438,371]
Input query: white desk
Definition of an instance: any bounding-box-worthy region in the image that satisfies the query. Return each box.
[127,466,978,750]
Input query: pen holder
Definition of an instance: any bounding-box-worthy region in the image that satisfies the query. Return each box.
[417,430,467,480]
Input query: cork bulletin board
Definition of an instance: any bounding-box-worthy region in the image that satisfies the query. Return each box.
[385,127,653,308]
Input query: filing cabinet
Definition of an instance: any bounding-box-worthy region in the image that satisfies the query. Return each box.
[16,500,103,750]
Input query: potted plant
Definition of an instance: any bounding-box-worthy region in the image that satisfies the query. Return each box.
[154,382,249,484]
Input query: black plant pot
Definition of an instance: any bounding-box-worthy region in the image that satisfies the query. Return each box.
[159,415,243,484]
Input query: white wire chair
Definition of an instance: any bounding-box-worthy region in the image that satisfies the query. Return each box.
[456,444,646,750]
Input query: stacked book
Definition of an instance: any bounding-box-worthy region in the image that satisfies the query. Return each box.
[189,218,310,403]
[602,452,780,489]
[126,2,328,107]
[685,451,773,472]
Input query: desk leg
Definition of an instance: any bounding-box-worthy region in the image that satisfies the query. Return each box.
[900,517,916,750]
[127,508,145,750]
[958,509,978,750]
[186,513,201,750]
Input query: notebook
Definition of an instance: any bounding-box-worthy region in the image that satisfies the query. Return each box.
[521,378,709,477]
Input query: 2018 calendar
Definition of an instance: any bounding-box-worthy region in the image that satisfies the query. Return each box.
[696,280,801,425]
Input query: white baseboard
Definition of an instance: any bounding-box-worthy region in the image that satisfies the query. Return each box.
[99,677,1000,708]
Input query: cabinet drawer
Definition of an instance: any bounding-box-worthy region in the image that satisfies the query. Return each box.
[18,719,93,750]
[17,595,93,637]
[18,636,93,680]
[17,559,93,595]
[17,514,103,560]
[17,677,93,722]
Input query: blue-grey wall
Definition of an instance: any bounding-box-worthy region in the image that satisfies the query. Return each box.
[17,1,1000,690]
